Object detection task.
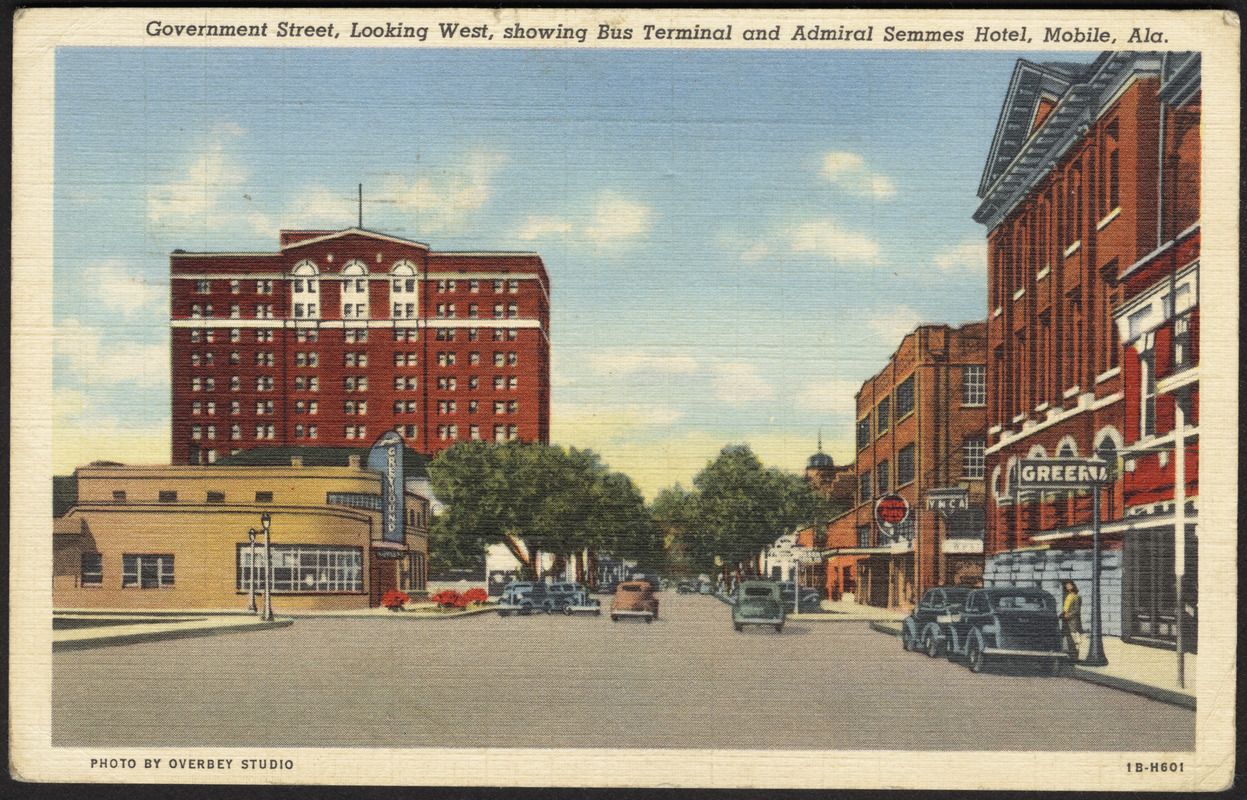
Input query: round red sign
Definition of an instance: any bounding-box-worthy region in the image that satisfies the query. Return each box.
[875,494,909,525]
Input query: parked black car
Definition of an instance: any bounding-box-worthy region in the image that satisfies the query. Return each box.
[778,582,822,613]
[942,587,1066,673]
[902,586,973,655]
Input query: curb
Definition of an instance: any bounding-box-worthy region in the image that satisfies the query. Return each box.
[1065,668,1197,711]
[868,619,1195,711]
[285,604,501,620]
[54,618,294,652]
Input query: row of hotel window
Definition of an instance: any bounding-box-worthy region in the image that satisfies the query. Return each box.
[189,375,521,393]
[189,399,520,434]
[187,302,521,321]
[194,278,521,296]
[189,420,521,457]
[187,327,522,344]
[188,351,521,368]
[77,546,368,593]
[857,438,986,505]
[856,367,985,451]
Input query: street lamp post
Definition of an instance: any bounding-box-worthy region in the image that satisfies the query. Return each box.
[247,528,258,612]
[261,511,273,622]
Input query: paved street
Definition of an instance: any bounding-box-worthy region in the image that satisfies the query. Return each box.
[53,593,1194,750]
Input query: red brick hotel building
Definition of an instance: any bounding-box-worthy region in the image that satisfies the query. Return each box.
[170,228,550,464]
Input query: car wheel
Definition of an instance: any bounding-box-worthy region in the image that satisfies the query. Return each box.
[520,603,532,616]
[923,631,941,659]
[734,622,743,632]
[645,616,652,624]
[967,640,986,673]
[544,602,554,615]
[1048,658,1064,676]
[499,609,511,617]
[594,609,601,616]
[611,614,618,622]
[900,628,913,652]
[774,624,783,633]
[563,605,574,616]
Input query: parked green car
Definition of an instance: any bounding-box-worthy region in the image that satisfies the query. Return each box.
[732,580,786,633]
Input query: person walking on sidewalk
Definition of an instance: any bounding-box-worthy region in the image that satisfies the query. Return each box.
[1061,580,1084,662]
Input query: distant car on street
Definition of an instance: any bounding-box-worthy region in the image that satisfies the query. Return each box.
[610,580,659,622]
[732,580,786,632]
[596,580,618,595]
[942,587,1066,673]
[547,582,601,615]
[778,582,823,613]
[496,581,549,616]
[902,586,973,655]
[676,580,710,595]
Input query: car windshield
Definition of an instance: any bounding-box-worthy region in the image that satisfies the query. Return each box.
[620,585,640,592]
[992,594,1053,611]
[744,586,773,597]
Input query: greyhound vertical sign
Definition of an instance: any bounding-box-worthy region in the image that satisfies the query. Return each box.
[368,431,405,544]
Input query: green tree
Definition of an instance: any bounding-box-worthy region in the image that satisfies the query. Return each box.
[427,440,654,581]
[667,445,827,580]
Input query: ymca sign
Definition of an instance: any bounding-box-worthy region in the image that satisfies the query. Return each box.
[926,488,969,513]
[1018,458,1110,489]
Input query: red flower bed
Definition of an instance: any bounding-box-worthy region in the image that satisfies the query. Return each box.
[461,588,489,606]
[429,590,462,609]
[380,590,410,611]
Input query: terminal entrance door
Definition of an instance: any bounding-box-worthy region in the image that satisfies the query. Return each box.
[369,561,397,608]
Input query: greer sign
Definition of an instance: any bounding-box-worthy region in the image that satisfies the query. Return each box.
[1018,458,1110,489]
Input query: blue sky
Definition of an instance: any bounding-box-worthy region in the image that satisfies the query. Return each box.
[52,47,1097,496]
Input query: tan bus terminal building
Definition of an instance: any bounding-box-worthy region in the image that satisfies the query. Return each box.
[53,449,430,611]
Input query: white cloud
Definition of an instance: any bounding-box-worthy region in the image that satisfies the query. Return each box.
[514,214,573,241]
[586,351,700,378]
[740,242,771,262]
[821,150,897,200]
[788,220,882,265]
[55,319,167,387]
[865,306,924,345]
[552,401,684,432]
[53,415,171,473]
[584,193,653,243]
[711,362,776,404]
[388,150,505,233]
[147,124,249,227]
[793,377,864,418]
[934,238,987,273]
[90,260,166,316]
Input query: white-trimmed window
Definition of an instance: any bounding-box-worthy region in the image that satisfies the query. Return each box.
[963,437,985,479]
[340,261,369,319]
[237,545,363,593]
[122,554,174,588]
[390,261,418,319]
[963,365,986,406]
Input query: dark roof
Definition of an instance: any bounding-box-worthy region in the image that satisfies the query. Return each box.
[807,452,834,469]
[212,445,428,478]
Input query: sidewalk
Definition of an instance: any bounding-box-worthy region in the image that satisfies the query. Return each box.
[54,610,293,652]
[868,614,1196,710]
[53,603,501,651]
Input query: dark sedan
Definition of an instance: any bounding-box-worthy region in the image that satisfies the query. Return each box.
[944,587,1066,673]
[902,586,973,656]
[778,582,822,613]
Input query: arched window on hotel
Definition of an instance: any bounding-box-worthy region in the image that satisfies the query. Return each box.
[340,260,369,320]
[291,260,320,319]
[390,260,418,319]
